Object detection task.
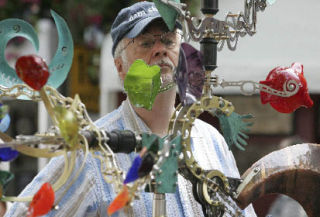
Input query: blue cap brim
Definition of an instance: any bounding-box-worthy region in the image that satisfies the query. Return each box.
[125,15,162,38]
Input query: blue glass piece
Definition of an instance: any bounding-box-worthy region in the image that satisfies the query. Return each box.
[267,0,277,5]
[0,114,10,132]
[0,18,39,88]
[0,111,16,161]
[0,147,18,161]
[124,155,142,184]
[47,10,74,89]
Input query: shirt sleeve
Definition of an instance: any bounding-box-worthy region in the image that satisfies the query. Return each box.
[4,151,102,217]
[192,119,257,217]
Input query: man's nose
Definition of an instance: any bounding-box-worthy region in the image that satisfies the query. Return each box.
[152,40,167,58]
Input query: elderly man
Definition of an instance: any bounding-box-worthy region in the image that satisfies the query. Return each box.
[6,1,256,217]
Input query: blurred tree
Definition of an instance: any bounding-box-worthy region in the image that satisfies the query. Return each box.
[0,0,199,46]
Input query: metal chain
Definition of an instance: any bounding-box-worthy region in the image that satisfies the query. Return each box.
[203,177,245,217]
[0,83,125,193]
[220,79,299,97]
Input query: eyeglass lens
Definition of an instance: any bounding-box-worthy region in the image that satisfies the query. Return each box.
[136,32,180,50]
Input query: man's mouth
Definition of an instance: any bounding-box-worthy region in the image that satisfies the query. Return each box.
[158,63,172,70]
[152,59,174,71]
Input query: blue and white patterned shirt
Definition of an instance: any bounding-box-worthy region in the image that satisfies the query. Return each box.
[5,99,256,217]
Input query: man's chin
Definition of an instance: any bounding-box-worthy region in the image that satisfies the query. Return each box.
[159,81,176,93]
[159,62,177,74]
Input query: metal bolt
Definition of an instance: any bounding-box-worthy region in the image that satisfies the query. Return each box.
[219,100,225,108]
[153,165,159,171]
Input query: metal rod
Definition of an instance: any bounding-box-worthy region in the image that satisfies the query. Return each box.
[152,193,166,217]
[201,0,219,15]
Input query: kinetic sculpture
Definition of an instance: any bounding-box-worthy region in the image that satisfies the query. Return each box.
[0,1,318,217]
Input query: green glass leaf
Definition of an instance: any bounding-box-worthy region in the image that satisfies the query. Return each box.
[47,10,74,89]
[216,112,254,151]
[0,104,8,120]
[54,106,79,149]
[155,135,181,193]
[124,59,161,110]
[0,18,39,87]
[141,133,160,153]
[0,170,14,197]
[153,0,180,31]
[141,134,181,193]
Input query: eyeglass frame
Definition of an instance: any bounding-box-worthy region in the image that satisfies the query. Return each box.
[118,29,183,55]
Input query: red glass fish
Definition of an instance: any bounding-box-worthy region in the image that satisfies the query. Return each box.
[260,62,313,113]
[27,182,55,217]
[15,55,50,90]
[107,185,130,216]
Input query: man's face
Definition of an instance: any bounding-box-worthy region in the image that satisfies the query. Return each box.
[117,22,181,89]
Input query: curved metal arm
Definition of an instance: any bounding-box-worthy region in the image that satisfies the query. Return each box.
[220,79,299,97]
[236,143,320,217]
[158,0,267,51]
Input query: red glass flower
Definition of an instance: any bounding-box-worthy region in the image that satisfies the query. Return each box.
[260,62,313,113]
[107,185,130,216]
[27,182,55,217]
[15,55,50,90]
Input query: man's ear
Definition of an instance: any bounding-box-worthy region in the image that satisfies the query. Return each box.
[114,57,126,81]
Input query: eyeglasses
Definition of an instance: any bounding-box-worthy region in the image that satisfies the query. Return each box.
[120,30,182,54]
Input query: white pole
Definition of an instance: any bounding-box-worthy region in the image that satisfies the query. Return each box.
[36,19,57,171]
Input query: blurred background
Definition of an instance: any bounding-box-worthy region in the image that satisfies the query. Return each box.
[0,0,319,216]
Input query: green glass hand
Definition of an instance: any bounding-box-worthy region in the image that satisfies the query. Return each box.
[217,112,254,151]
[124,59,161,110]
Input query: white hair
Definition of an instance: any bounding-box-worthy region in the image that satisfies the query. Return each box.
[114,38,130,71]
[114,38,129,88]
[114,38,127,59]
